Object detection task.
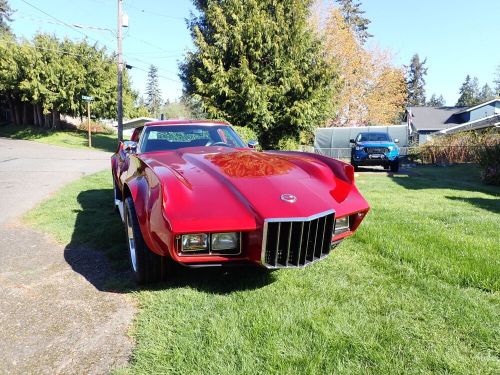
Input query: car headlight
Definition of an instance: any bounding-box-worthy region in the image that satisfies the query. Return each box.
[355,146,364,151]
[387,146,394,151]
[211,232,239,251]
[182,233,208,252]
[334,216,350,236]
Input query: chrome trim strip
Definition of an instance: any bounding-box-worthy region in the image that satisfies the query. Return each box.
[285,222,293,266]
[260,209,336,268]
[274,222,281,266]
[264,209,335,223]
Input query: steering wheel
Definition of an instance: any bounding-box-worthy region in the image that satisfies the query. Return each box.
[206,141,230,147]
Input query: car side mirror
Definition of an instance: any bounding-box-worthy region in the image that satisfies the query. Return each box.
[394,138,399,143]
[248,140,259,149]
[123,141,137,153]
[349,139,355,144]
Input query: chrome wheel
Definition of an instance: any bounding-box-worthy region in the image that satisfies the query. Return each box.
[126,209,138,272]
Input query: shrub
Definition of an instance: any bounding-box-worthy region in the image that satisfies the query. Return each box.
[476,144,500,185]
[78,120,115,134]
[277,137,299,151]
[232,126,258,144]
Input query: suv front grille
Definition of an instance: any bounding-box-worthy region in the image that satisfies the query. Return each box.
[365,147,389,154]
[261,210,335,268]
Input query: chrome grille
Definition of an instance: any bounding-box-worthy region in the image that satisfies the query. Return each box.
[261,210,335,268]
[365,147,389,154]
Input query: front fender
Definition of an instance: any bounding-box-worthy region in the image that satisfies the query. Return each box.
[124,170,170,257]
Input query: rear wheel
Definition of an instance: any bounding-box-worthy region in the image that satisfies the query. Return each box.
[124,196,168,284]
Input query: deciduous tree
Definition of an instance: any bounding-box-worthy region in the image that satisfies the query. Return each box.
[180,0,335,148]
[319,6,406,126]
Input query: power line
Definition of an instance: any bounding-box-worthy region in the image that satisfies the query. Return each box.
[19,0,114,46]
[123,2,185,21]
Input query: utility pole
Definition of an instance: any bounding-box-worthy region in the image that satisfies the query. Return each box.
[117,0,123,142]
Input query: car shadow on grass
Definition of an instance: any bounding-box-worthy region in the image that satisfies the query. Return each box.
[445,196,500,214]
[64,188,275,294]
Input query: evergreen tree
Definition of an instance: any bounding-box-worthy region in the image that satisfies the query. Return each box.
[493,65,500,97]
[406,54,427,106]
[478,83,495,103]
[0,0,12,34]
[145,65,162,118]
[335,0,372,44]
[456,75,480,107]
[427,94,445,107]
[180,0,335,149]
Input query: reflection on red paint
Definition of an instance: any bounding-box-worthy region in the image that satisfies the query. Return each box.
[205,151,293,178]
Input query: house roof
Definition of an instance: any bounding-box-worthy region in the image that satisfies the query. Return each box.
[406,106,467,131]
[439,114,500,135]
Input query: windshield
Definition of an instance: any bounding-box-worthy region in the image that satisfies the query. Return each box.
[139,125,246,152]
[356,132,392,142]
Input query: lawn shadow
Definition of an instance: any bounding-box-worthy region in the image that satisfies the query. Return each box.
[389,165,500,197]
[445,196,500,214]
[64,188,275,294]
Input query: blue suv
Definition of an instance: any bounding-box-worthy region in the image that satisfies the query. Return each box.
[350,132,400,172]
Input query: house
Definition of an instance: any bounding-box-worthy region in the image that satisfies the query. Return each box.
[405,98,500,143]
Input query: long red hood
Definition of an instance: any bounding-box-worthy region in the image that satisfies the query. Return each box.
[139,148,363,233]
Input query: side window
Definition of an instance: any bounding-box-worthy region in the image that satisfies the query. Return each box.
[217,128,238,147]
[131,126,143,142]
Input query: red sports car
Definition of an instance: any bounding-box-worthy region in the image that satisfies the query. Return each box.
[111,120,369,283]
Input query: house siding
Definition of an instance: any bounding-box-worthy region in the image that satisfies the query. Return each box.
[469,103,498,121]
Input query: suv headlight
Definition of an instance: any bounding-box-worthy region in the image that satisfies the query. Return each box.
[387,146,395,151]
[211,232,239,251]
[355,146,364,151]
[182,233,208,252]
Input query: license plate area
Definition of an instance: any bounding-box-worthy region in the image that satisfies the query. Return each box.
[369,154,384,159]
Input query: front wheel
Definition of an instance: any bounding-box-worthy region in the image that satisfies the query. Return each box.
[350,159,360,172]
[390,160,400,173]
[124,197,167,284]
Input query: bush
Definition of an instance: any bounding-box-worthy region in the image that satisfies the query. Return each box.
[476,144,500,185]
[232,125,258,144]
[78,120,115,134]
[277,137,299,151]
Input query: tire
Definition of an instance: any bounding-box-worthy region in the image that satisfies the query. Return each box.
[390,160,400,173]
[351,159,360,172]
[124,196,166,284]
[383,164,390,170]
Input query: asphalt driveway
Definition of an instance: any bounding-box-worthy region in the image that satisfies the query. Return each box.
[0,138,135,374]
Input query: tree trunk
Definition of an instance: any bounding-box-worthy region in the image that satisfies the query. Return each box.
[35,104,44,127]
[33,104,38,126]
[52,106,61,129]
[22,103,28,125]
[7,96,18,125]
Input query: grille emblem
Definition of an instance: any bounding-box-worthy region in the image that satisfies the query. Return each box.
[280,194,297,203]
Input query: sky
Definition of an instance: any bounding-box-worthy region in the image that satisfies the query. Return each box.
[7,0,500,106]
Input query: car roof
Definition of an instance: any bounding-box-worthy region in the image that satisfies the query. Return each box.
[358,132,389,135]
[144,119,230,127]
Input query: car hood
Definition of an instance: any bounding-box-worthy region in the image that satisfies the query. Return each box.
[356,141,396,148]
[139,148,355,232]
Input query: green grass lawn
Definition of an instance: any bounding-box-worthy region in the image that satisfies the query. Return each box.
[0,123,118,152]
[24,165,500,374]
